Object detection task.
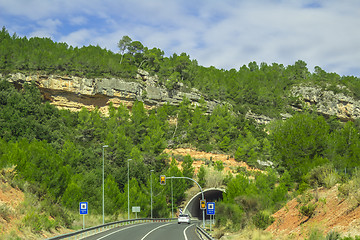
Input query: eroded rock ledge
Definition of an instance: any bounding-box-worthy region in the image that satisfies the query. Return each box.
[2,72,360,122]
[291,85,360,121]
[3,71,222,115]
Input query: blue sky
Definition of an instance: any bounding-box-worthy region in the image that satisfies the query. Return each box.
[1,0,359,77]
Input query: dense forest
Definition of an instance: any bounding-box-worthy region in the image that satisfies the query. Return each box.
[1,26,360,238]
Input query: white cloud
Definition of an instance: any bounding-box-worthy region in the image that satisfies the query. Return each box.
[1,0,360,76]
[69,16,88,26]
[59,29,94,47]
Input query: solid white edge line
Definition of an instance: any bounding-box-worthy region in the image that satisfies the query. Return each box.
[140,222,174,240]
[96,222,148,240]
[183,224,195,240]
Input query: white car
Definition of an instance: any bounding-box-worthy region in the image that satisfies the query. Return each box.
[178,214,191,224]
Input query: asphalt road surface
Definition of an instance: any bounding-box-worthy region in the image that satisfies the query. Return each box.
[82,221,201,240]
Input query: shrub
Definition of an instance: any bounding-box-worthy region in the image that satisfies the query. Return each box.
[337,170,360,205]
[306,165,339,189]
[0,202,13,222]
[235,195,260,214]
[325,231,341,240]
[298,182,310,194]
[340,236,360,240]
[299,203,317,218]
[216,202,245,231]
[22,211,57,233]
[338,183,351,198]
[23,211,42,233]
[205,167,224,188]
[307,226,325,240]
[252,211,275,230]
[296,191,314,205]
[214,160,224,171]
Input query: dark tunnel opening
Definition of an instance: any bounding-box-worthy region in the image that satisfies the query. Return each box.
[184,188,224,220]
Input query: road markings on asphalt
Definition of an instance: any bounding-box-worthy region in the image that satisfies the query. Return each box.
[96,223,148,240]
[140,222,173,240]
[183,224,195,240]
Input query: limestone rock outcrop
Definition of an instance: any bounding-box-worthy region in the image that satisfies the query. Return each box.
[4,71,221,115]
[3,72,360,122]
[291,85,360,121]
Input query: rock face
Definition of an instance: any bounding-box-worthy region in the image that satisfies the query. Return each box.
[245,85,360,124]
[3,72,360,122]
[291,85,360,121]
[4,71,221,115]
[245,110,273,125]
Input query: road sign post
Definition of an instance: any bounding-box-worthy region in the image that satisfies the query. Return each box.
[206,202,215,215]
[132,206,140,218]
[207,202,215,232]
[80,202,88,229]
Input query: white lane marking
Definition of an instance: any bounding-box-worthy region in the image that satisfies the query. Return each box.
[183,224,195,240]
[140,222,173,240]
[96,223,148,240]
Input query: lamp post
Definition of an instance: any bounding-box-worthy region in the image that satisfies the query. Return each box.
[127,159,132,220]
[150,170,154,219]
[102,145,108,225]
[171,176,173,218]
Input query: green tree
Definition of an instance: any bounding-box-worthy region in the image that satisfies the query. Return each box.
[234,130,260,166]
[326,121,360,172]
[270,113,329,181]
[62,178,83,210]
[166,158,186,205]
[117,35,132,64]
[181,155,195,188]
[104,174,122,215]
[214,160,224,172]
[197,165,206,188]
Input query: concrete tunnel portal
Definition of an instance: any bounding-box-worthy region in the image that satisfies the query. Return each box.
[183,188,225,220]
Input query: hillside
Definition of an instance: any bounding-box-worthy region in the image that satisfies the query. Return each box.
[3,158,360,240]
[0,168,70,239]
[0,168,24,238]
[1,27,360,239]
[266,185,360,239]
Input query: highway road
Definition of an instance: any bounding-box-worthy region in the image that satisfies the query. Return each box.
[82,221,202,240]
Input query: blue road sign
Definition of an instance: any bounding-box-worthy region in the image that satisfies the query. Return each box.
[80,202,88,215]
[206,202,215,215]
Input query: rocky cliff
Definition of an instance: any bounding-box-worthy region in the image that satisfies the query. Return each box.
[3,72,360,122]
[291,85,360,121]
[246,85,360,124]
[3,70,221,115]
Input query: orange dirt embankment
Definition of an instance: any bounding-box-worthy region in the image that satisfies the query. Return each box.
[0,175,25,237]
[163,148,260,174]
[266,185,360,239]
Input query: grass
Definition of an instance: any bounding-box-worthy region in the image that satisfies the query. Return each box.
[71,211,129,230]
[213,226,275,240]
[0,202,13,223]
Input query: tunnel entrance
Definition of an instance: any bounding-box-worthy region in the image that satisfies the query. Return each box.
[183,188,224,220]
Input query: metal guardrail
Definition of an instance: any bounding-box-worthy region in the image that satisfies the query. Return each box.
[196,223,215,240]
[46,218,177,240]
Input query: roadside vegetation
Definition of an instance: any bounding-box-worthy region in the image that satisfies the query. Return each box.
[1,26,360,239]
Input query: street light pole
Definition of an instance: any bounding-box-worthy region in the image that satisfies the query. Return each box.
[102,145,108,225]
[150,170,154,219]
[171,177,173,218]
[127,159,132,220]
